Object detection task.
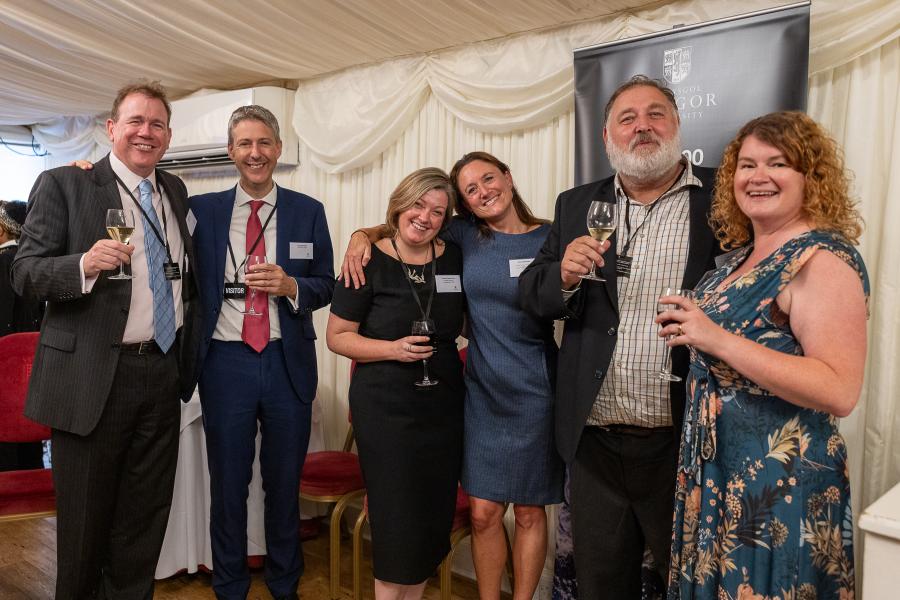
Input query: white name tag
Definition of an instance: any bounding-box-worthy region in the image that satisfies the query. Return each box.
[290,242,314,260]
[435,274,462,293]
[186,209,197,235]
[509,258,534,278]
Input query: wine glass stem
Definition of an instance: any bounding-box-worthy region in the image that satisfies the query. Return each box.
[421,359,430,382]
[660,336,674,374]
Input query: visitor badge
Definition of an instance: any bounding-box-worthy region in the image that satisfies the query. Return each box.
[435,275,461,293]
[509,258,533,278]
[186,209,197,235]
[290,242,313,260]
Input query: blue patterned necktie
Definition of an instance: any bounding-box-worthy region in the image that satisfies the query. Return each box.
[138,179,176,352]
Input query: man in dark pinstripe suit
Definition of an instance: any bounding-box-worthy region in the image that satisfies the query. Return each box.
[12,81,200,600]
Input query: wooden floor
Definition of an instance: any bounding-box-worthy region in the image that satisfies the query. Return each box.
[0,517,484,599]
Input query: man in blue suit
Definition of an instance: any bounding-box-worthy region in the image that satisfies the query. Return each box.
[191,105,335,600]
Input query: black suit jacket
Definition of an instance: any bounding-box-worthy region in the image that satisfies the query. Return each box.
[11,155,201,436]
[518,166,721,464]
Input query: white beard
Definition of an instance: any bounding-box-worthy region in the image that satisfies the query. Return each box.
[606,130,683,182]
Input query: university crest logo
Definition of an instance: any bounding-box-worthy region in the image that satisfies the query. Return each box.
[663,46,692,84]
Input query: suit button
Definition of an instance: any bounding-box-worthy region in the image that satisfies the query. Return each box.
[607,327,616,335]
[594,369,604,379]
[121,307,129,314]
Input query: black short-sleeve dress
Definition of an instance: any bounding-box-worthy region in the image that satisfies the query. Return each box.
[330,241,465,584]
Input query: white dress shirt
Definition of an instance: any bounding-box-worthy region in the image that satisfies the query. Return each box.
[81,152,185,343]
[212,183,299,342]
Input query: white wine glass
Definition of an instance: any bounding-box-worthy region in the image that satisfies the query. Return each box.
[411,318,438,387]
[106,209,135,280]
[244,254,267,316]
[655,287,694,382]
[579,200,616,282]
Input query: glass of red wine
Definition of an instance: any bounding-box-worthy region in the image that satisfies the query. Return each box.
[654,287,694,382]
[411,318,438,387]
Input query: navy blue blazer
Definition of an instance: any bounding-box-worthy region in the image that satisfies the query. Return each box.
[191,185,335,403]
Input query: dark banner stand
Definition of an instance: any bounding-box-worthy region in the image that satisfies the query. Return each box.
[574,2,810,185]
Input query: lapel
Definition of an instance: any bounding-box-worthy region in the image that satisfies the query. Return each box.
[274,185,290,267]
[213,187,238,289]
[594,179,619,314]
[681,184,716,290]
[91,155,125,214]
[156,170,194,260]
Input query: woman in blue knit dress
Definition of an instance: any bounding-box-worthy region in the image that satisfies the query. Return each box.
[342,152,563,600]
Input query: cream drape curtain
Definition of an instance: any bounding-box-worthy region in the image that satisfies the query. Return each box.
[808,37,900,518]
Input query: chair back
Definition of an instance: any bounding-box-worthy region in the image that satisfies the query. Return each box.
[0,332,48,443]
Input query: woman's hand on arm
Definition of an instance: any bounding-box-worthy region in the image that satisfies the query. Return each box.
[339,225,390,289]
[326,313,434,363]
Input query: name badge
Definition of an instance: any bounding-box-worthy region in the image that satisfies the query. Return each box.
[224,282,246,299]
[615,255,633,278]
[508,258,533,278]
[163,261,182,280]
[435,274,461,293]
[290,242,313,260]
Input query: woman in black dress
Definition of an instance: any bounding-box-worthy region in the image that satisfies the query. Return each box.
[326,168,465,600]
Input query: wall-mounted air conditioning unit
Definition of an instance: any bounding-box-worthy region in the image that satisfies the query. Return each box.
[159,86,298,170]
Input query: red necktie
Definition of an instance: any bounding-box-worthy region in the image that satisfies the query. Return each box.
[242,199,269,352]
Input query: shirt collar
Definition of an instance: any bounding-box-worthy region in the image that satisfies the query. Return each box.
[0,240,16,250]
[109,151,158,195]
[234,183,277,207]
[614,157,700,204]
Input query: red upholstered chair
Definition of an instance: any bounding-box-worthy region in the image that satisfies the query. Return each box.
[299,361,365,599]
[0,332,55,522]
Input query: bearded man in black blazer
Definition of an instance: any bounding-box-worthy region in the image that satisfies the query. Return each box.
[519,75,721,599]
[12,81,200,600]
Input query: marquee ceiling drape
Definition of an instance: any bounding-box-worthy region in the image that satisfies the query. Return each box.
[0,0,662,125]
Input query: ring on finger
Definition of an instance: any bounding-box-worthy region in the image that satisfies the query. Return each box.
[677,324,685,337]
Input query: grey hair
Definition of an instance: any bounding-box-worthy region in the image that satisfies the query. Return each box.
[227,104,281,145]
[603,74,678,126]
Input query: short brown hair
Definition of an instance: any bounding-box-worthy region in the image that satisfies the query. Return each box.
[385,168,455,237]
[449,151,547,238]
[604,74,678,126]
[110,80,172,125]
[712,111,863,249]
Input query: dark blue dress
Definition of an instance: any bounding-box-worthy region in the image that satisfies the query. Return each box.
[669,230,867,600]
[446,219,563,505]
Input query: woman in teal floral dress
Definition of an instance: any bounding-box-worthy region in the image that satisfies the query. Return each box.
[659,112,868,600]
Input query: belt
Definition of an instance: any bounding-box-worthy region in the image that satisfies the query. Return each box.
[593,424,673,437]
[118,340,163,355]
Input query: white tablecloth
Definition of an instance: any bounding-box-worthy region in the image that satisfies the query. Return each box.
[155,391,326,579]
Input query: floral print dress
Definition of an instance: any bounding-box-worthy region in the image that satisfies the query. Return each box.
[668,230,868,600]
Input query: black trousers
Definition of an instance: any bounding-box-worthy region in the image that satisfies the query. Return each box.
[570,426,677,600]
[51,350,179,600]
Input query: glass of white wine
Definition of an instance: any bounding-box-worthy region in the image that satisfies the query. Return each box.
[106,208,135,280]
[579,200,616,282]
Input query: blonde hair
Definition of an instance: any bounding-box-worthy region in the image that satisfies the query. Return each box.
[385,168,455,236]
[712,111,863,249]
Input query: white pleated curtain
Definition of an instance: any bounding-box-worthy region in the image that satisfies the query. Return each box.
[35,0,900,517]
